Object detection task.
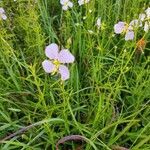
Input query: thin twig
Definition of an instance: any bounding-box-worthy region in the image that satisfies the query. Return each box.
[112,145,129,150]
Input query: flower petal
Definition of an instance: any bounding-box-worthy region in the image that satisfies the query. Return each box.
[78,0,90,5]
[139,13,146,21]
[125,31,134,41]
[0,8,5,14]
[144,21,149,32]
[62,5,68,10]
[58,49,75,63]
[1,14,7,20]
[68,1,73,8]
[114,21,126,34]
[59,65,70,80]
[129,19,142,28]
[45,43,59,60]
[78,0,84,6]
[60,0,68,5]
[145,7,150,18]
[96,17,101,28]
[42,60,55,73]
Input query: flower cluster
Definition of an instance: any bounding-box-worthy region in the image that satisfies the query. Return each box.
[114,7,150,40]
[114,21,136,41]
[0,7,7,20]
[60,0,90,11]
[42,6,149,81]
[138,7,150,32]
[42,43,75,81]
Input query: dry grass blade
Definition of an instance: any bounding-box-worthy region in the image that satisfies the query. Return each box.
[112,145,129,150]
[56,135,85,150]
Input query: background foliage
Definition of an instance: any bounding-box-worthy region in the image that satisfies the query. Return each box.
[0,0,150,149]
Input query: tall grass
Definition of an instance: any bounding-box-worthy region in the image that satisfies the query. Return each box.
[0,0,150,149]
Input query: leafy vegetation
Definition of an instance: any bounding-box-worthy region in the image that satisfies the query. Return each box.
[0,0,150,149]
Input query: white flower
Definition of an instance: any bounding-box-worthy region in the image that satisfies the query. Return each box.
[138,8,150,32]
[96,17,101,29]
[0,7,7,20]
[129,19,142,28]
[60,0,73,11]
[144,21,149,32]
[145,7,150,19]
[78,0,90,6]
[139,13,146,21]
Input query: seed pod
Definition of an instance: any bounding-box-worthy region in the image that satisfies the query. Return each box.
[136,38,146,54]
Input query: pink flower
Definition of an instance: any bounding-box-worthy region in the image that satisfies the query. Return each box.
[0,7,7,20]
[60,0,73,11]
[114,21,134,41]
[42,43,75,81]
[125,31,134,41]
[114,21,126,34]
[129,19,142,28]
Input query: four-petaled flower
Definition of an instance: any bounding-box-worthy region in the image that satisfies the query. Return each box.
[0,7,7,20]
[60,0,73,11]
[114,21,135,41]
[78,0,90,6]
[42,43,75,81]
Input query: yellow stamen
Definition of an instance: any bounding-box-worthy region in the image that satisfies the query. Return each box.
[53,60,60,66]
[64,2,68,6]
[122,23,129,34]
[51,59,60,75]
